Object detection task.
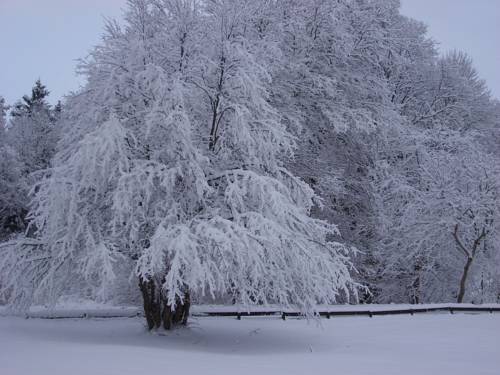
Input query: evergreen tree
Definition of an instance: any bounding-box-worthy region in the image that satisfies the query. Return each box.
[0,82,60,239]
[11,79,51,118]
[7,80,58,175]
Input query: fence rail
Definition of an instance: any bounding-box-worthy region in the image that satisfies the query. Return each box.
[3,304,500,320]
[201,306,500,320]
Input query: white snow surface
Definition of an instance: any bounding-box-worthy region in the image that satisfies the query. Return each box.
[1,313,499,375]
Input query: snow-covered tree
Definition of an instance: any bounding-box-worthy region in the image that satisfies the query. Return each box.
[1,0,356,329]
[371,43,500,303]
[7,80,59,175]
[2,0,499,316]
[0,96,28,240]
[375,129,499,303]
[10,79,50,118]
[0,148,26,241]
[0,82,60,239]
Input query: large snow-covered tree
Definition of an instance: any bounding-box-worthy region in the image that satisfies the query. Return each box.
[0,0,356,329]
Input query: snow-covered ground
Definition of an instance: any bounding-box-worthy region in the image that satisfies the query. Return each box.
[1,313,499,375]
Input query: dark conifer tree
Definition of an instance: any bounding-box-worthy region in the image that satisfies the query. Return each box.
[11,79,51,118]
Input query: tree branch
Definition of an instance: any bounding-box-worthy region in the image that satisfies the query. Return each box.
[452,224,471,259]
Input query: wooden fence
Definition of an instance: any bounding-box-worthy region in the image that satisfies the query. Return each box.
[201,306,500,320]
[6,304,500,320]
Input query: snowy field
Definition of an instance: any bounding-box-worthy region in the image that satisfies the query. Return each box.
[1,313,499,375]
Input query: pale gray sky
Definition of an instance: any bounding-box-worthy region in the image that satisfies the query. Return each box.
[0,0,499,105]
[401,0,500,100]
[0,0,124,105]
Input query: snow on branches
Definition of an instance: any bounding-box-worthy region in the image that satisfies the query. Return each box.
[1,0,499,318]
[0,0,357,325]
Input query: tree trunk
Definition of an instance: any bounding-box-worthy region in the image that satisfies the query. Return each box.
[410,262,422,304]
[139,278,190,330]
[457,258,473,303]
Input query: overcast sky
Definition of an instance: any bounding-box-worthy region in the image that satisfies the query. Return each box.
[400,0,500,99]
[0,0,499,105]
